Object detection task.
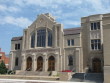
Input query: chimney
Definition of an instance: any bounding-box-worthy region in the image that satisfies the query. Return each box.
[0,48,1,52]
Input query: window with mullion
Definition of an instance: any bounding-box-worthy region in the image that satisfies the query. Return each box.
[37,29,46,47]
[91,22,100,30]
[91,39,101,50]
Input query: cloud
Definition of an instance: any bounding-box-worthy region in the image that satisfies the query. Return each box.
[0,4,20,12]
[63,20,80,28]
[13,0,82,7]
[0,16,32,28]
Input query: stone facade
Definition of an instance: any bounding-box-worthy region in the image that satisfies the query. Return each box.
[103,13,110,83]
[9,13,83,73]
[10,13,109,78]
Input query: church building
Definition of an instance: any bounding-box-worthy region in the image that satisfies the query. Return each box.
[9,13,105,74]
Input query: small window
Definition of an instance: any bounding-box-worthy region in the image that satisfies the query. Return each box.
[91,39,101,50]
[0,56,1,59]
[91,22,100,30]
[15,57,18,66]
[67,40,70,46]
[71,39,74,46]
[15,44,17,50]
[15,44,20,50]
[91,23,94,30]
[18,44,20,49]
[97,22,100,29]
[68,56,73,66]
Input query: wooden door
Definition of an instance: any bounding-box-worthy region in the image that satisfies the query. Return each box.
[48,56,55,71]
[93,58,101,73]
[37,56,43,71]
[26,57,32,71]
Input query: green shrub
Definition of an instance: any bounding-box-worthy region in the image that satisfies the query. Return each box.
[0,61,8,74]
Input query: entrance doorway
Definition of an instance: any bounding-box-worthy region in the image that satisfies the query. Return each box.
[48,56,55,71]
[26,57,32,71]
[37,56,43,71]
[92,58,102,73]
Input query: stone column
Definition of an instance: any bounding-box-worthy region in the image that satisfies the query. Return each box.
[55,53,59,71]
[10,52,14,70]
[75,48,80,73]
[53,26,57,47]
[46,28,48,47]
[35,30,37,47]
[43,53,48,71]
[33,54,36,71]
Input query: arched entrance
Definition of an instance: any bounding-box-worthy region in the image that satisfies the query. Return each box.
[26,57,32,71]
[48,56,55,71]
[37,56,43,71]
[92,58,102,73]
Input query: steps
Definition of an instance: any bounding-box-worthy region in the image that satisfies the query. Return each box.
[70,73,103,83]
[16,71,50,76]
[85,73,103,82]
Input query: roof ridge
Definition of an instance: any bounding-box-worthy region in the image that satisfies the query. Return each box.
[64,27,81,30]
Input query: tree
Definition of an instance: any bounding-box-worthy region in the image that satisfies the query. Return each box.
[0,61,7,74]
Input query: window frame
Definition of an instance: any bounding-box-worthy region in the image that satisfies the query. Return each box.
[15,43,20,50]
[90,22,100,31]
[15,57,19,66]
[68,55,73,66]
[91,39,101,50]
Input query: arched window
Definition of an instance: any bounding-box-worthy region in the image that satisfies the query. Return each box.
[37,29,46,47]
[68,56,73,66]
[48,30,52,46]
[31,33,35,48]
[15,57,18,66]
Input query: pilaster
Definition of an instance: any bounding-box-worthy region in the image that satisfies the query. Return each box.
[33,53,36,71]
[44,53,48,71]
[21,54,26,71]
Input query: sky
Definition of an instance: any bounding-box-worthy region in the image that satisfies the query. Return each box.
[0,0,110,54]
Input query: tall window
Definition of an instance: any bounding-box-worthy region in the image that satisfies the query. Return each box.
[68,56,73,66]
[31,33,35,48]
[91,39,101,50]
[91,22,100,30]
[48,30,52,46]
[37,28,52,47]
[37,29,46,47]
[67,40,70,46]
[15,57,18,66]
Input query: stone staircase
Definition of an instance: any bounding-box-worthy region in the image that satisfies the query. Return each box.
[70,73,104,83]
[16,71,50,76]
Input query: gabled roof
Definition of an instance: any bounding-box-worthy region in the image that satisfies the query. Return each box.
[64,27,81,35]
[11,36,22,41]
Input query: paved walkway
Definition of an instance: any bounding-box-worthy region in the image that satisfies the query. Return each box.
[0,79,89,83]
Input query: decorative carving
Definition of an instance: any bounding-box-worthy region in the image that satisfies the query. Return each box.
[45,22,48,27]
[40,18,43,23]
[23,48,59,53]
